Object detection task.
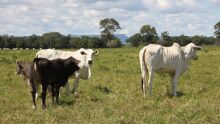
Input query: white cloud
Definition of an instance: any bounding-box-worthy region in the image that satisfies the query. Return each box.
[0,0,219,36]
[210,0,220,4]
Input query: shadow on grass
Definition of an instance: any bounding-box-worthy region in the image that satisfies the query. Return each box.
[58,99,76,106]
[95,85,112,94]
[167,91,185,98]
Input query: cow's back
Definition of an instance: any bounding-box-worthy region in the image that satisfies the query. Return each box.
[144,44,185,74]
[36,49,58,60]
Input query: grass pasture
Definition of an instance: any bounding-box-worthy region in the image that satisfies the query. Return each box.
[0,46,220,123]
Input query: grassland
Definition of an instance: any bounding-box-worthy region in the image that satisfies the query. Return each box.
[0,46,220,124]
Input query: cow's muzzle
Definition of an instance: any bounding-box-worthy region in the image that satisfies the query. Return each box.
[88,60,93,65]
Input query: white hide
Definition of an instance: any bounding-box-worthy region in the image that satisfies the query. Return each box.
[139,43,201,97]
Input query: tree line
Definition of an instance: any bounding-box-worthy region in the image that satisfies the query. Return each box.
[0,18,122,49]
[0,32,122,49]
[126,23,219,47]
[0,19,219,49]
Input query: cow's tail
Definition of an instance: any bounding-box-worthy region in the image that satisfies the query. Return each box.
[29,58,38,108]
[139,47,147,91]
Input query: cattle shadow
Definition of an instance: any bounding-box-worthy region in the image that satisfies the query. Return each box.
[167,91,185,98]
[95,85,112,94]
[58,99,76,106]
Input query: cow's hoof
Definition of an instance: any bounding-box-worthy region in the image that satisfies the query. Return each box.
[42,105,46,110]
[173,93,177,97]
[32,105,37,109]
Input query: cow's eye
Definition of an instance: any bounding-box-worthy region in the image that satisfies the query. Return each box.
[80,51,86,55]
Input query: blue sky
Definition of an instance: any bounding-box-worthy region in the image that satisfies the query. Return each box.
[0,0,219,37]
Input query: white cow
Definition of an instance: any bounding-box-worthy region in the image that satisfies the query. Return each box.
[139,43,201,97]
[36,48,99,95]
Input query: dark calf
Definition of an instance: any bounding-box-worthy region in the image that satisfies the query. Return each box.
[29,57,80,109]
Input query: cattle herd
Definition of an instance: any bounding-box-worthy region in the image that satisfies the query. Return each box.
[15,43,201,109]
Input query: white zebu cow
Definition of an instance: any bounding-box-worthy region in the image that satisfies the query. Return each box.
[36,48,99,95]
[139,43,201,97]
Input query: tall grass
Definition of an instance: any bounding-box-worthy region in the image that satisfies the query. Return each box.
[0,46,220,123]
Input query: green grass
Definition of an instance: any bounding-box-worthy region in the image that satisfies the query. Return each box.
[0,46,220,123]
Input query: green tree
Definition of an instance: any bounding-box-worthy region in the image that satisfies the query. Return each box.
[191,35,206,45]
[161,31,172,46]
[41,32,63,48]
[99,18,121,48]
[1,34,9,48]
[214,21,220,39]
[107,38,121,48]
[126,33,143,47]
[28,34,40,48]
[172,34,191,46]
[140,24,158,44]
[69,37,82,48]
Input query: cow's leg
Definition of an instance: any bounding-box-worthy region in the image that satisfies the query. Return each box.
[141,66,147,97]
[148,70,154,96]
[35,83,39,100]
[72,75,80,95]
[51,85,55,104]
[41,83,48,109]
[172,73,179,96]
[55,86,60,105]
[142,76,146,97]
[30,84,37,109]
[65,83,70,96]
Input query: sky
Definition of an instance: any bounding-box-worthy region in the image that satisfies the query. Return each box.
[0,0,220,37]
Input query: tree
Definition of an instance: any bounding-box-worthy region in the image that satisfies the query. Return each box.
[69,37,81,48]
[41,32,63,48]
[161,31,172,46]
[99,18,121,48]
[107,38,121,48]
[172,34,191,46]
[214,21,220,39]
[1,34,9,48]
[191,35,206,45]
[140,24,158,44]
[126,33,143,47]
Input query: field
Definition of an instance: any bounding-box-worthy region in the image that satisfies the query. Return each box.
[0,46,220,123]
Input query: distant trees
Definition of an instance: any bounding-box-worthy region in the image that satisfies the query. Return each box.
[214,21,220,40]
[41,32,63,48]
[1,21,219,49]
[140,24,158,44]
[161,31,172,46]
[126,24,159,46]
[0,32,122,49]
[99,18,122,48]
[126,33,143,47]
[127,24,217,47]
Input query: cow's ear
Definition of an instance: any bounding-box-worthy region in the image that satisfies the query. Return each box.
[193,46,202,50]
[80,51,86,55]
[16,60,21,65]
[16,61,23,69]
[94,50,99,55]
[72,58,81,64]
